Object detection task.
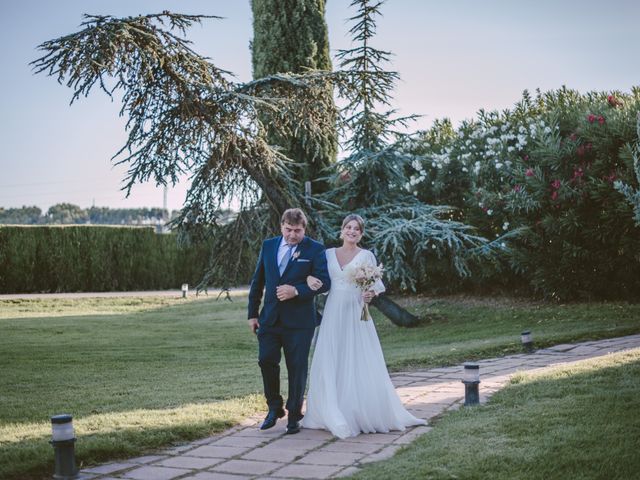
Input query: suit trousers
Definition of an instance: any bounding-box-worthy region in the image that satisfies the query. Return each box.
[257,320,315,420]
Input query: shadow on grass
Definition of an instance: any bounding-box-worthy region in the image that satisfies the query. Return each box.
[354,350,640,480]
[0,394,264,480]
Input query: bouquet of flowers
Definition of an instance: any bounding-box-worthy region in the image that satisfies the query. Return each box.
[346,261,384,321]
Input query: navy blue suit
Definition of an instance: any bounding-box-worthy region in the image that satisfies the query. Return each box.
[248,235,330,419]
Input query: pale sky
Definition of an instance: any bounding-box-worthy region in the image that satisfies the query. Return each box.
[1,0,639,212]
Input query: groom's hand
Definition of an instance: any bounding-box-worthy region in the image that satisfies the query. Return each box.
[248,318,259,334]
[276,284,298,301]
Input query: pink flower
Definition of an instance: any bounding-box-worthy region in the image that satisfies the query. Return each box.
[607,95,622,107]
[513,184,522,193]
[576,145,585,156]
[569,133,578,141]
[551,191,558,201]
[587,114,596,123]
[598,115,605,125]
[551,180,561,190]
[525,168,534,177]
[586,143,593,151]
[573,168,584,180]
[524,155,529,162]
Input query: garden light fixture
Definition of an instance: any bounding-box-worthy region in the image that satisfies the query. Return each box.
[521,330,534,352]
[462,363,480,406]
[50,414,78,479]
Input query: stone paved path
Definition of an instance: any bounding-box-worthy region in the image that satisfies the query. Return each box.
[77,334,640,480]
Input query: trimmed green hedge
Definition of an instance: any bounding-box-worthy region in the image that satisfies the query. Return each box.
[0,226,211,293]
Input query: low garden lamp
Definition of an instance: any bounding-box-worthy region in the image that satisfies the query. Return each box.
[462,363,480,406]
[181,283,189,298]
[50,414,78,479]
[521,330,534,352]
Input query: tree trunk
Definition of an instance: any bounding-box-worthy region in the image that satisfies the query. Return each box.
[371,294,420,327]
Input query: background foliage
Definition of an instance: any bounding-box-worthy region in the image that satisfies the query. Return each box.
[0,226,210,293]
[403,87,640,300]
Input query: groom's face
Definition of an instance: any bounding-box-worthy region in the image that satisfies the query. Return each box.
[281,222,305,245]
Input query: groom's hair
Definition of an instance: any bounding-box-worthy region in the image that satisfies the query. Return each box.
[281,208,307,227]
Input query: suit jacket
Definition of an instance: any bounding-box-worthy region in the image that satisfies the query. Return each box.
[248,236,331,329]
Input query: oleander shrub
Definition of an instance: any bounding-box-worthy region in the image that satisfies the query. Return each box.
[403,87,640,300]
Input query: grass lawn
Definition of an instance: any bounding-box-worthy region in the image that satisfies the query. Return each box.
[352,348,640,480]
[1,294,639,479]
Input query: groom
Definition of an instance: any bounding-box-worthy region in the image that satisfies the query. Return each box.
[248,208,331,434]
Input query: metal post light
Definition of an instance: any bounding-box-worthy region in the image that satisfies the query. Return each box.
[50,414,78,480]
[181,283,189,298]
[462,364,480,406]
[521,330,534,352]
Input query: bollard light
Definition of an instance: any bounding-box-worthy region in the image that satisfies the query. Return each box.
[181,283,189,298]
[462,363,480,406]
[50,414,78,480]
[521,330,534,352]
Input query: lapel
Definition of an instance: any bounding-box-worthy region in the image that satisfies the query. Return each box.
[272,236,283,275]
[280,236,308,279]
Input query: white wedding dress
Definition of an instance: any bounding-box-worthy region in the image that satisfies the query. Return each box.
[301,248,426,438]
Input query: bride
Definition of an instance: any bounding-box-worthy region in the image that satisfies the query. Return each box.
[301,214,426,438]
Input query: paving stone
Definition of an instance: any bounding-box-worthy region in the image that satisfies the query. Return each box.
[211,435,270,448]
[268,437,327,451]
[189,445,251,458]
[212,459,282,476]
[122,465,191,480]
[394,426,433,444]
[183,473,251,480]
[318,441,381,454]
[271,463,343,479]
[360,445,402,464]
[342,432,401,444]
[294,428,334,441]
[241,445,302,463]
[297,450,365,466]
[155,455,224,469]
[129,455,169,464]
[82,462,137,475]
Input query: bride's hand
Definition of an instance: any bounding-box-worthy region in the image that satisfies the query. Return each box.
[307,275,323,291]
[362,290,375,304]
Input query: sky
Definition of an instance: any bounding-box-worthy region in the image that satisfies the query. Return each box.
[1,0,639,212]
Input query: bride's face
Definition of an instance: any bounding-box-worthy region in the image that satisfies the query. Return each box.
[341,220,363,245]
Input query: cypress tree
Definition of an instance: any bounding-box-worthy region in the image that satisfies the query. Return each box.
[251,0,337,192]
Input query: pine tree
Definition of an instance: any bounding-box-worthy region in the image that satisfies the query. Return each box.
[251,0,337,191]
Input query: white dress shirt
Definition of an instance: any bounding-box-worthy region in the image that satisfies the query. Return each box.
[277,238,298,267]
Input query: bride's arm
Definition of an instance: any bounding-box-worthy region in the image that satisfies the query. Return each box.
[306,275,323,291]
[369,251,386,296]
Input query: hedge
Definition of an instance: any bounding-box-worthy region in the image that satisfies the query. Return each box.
[0,226,211,293]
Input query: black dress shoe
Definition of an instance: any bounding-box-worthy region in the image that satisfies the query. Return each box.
[260,409,285,430]
[285,419,301,435]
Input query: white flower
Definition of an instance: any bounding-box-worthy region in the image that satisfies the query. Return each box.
[502,222,510,230]
[495,162,503,169]
[487,209,493,216]
[501,242,506,248]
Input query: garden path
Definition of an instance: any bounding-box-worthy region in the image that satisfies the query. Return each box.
[78,334,640,480]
